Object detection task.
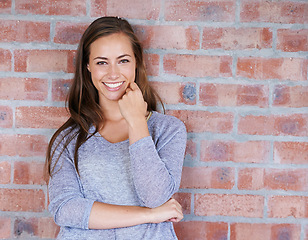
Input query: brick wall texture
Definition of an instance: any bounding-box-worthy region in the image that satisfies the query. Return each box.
[0,0,307,239]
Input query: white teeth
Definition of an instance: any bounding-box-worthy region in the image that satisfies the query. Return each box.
[103,82,123,88]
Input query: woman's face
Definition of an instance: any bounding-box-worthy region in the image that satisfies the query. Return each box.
[87,33,136,105]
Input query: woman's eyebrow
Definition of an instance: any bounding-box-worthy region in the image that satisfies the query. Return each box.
[93,54,132,60]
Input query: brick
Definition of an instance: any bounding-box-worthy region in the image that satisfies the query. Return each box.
[14,161,45,185]
[167,110,233,133]
[231,223,272,240]
[0,217,11,239]
[0,0,11,13]
[180,166,234,189]
[52,79,71,102]
[14,50,73,73]
[164,54,232,78]
[238,168,264,190]
[14,217,59,238]
[0,78,48,101]
[135,25,199,50]
[203,27,272,50]
[195,194,264,218]
[172,192,191,215]
[185,140,197,160]
[0,189,45,212]
[241,1,308,24]
[15,0,86,16]
[237,57,307,81]
[0,161,11,184]
[274,142,308,164]
[54,22,88,44]
[201,140,270,163]
[91,0,160,19]
[268,196,307,218]
[174,221,228,240]
[0,105,13,128]
[165,0,235,22]
[16,106,69,129]
[271,224,301,240]
[150,82,196,105]
[0,134,48,157]
[144,53,159,76]
[200,83,268,107]
[273,85,308,108]
[277,29,308,52]
[264,168,307,191]
[0,49,11,72]
[0,20,50,42]
[238,114,308,137]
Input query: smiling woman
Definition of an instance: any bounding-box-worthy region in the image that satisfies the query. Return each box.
[45,16,187,239]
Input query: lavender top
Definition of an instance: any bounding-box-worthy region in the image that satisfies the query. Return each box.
[48,111,187,240]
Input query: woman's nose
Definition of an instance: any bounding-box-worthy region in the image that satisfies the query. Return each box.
[108,64,120,80]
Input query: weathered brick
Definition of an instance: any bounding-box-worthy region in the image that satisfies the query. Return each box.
[201,140,270,163]
[135,25,199,50]
[277,29,308,52]
[151,82,196,105]
[203,27,272,50]
[185,140,197,160]
[0,49,11,72]
[271,224,301,240]
[180,166,234,189]
[238,114,308,137]
[165,0,235,22]
[274,142,308,164]
[195,194,264,218]
[14,161,45,185]
[0,20,50,42]
[54,22,88,44]
[0,189,45,212]
[0,78,48,101]
[15,0,86,16]
[144,53,159,76]
[14,217,59,238]
[268,196,307,218]
[14,50,74,73]
[238,168,264,190]
[231,223,272,240]
[52,79,71,102]
[0,216,11,239]
[200,83,268,107]
[164,54,232,78]
[0,0,11,13]
[273,85,308,108]
[0,134,48,157]
[241,1,308,24]
[237,57,307,81]
[0,161,11,184]
[174,221,228,240]
[167,110,233,133]
[0,105,13,128]
[15,106,69,129]
[265,168,307,191]
[91,0,160,19]
[172,192,191,215]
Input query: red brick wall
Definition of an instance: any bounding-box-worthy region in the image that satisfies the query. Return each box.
[0,0,307,239]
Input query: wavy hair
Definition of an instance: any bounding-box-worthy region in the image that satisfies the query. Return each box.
[45,17,163,180]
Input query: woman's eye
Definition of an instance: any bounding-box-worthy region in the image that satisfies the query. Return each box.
[120,59,129,64]
[97,61,107,65]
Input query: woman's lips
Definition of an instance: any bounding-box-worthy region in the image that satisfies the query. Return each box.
[103,81,125,91]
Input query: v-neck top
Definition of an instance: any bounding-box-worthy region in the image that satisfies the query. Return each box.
[48,111,187,240]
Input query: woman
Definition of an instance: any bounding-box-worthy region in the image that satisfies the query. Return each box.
[46,16,187,239]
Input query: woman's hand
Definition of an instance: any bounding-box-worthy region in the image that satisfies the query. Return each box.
[118,82,147,126]
[148,198,183,224]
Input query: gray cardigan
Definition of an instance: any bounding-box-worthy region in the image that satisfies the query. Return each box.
[48,111,187,240]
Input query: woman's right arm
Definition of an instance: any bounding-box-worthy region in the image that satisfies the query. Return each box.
[48,136,183,230]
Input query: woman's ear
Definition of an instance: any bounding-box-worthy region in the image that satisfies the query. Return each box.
[87,64,91,72]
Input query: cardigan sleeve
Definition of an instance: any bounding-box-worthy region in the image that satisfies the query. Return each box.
[129,115,187,208]
[48,132,95,229]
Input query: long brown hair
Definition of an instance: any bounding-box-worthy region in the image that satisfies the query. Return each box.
[45,17,163,180]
